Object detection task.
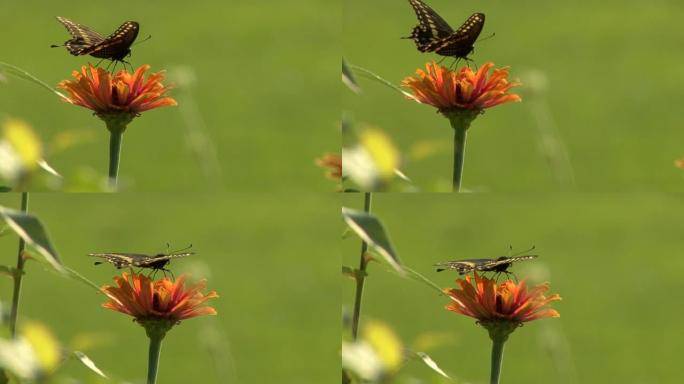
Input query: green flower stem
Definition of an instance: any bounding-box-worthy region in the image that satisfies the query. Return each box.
[108,129,124,188]
[147,334,163,384]
[350,192,372,340]
[141,318,174,384]
[103,113,134,190]
[490,336,506,384]
[9,192,29,338]
[483,320,518,384]
[452,124,467,192]
[445,110,479,192]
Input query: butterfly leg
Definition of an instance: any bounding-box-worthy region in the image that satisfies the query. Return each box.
[94,58,105,68]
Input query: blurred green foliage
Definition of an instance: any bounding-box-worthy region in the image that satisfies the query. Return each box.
[343,0,684,191]
[0,0,338,191]
[342,193,684,383]
[0,193,337,383]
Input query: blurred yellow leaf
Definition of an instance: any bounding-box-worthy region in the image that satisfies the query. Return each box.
[3,119,41,169]
[363,320,403,373]
[359,129,399,179]
[23,321,60,373]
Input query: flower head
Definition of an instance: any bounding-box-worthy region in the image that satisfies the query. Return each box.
[316,153,342,180]
[444,273,560,340]
[102,272,217,337]
[402,62,521,114]
[58,64,177,118]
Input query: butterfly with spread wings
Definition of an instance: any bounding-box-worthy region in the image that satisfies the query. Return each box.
[89,245,193,278]
[51,16,140,69]
[434,248,537,280]
[403,0,485,61]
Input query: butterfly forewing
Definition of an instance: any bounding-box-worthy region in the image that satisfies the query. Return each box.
[431,13,485,58]
[83,21,139,61]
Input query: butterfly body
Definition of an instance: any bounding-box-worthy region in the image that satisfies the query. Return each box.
[435,255,537,274]
[54,17,139,63]
[405,0,485,60]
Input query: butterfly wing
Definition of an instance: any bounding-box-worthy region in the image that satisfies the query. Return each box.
[82,21,139,61]
[135,252,194,267]
[89,252,151,269]
[435,258,494,273]
[55,16,104,55]
[430,13,485,58]
[477,254,538,272]
[406,0,455,52]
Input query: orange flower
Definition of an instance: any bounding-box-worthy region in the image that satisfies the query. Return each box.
[444,273,560,325]
[58,64,177,116]
[402,62,521,113]
[102,272,217,322]
[316,153,342,180]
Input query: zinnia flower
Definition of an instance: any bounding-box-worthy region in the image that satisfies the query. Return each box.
[58,64,177,188]
[444,273,560,340]
[102,272,217,336]
[102,272,217,382]
[58,64,177,118]
[402,62,521,113]
[316,153,342,180]
[443,273,560,383]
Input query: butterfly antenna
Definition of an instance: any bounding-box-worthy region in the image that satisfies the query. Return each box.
[476,32,496,43]
[50,43,64,48]
[132,34,152,47]
[170,244,193,254]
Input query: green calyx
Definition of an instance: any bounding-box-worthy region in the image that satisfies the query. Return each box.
[100,112,136,134]
[138,318,178,341]
[443,109,480,132]
[479,319,521,343]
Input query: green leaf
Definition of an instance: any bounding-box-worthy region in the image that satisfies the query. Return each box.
[342,58,362,94]
[30,255,102,293]
[348,64,414,97]
[73,351,107,378]
[401,265,444,295]
[412,351,450,379]
[0,207,63,272]
[341,207,402,272]
[0,62,67,100]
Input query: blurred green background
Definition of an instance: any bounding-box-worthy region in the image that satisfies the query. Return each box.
[342,193,684,383]
[0,192,338,383]
[343,0,684,191]
[0,0,338,191]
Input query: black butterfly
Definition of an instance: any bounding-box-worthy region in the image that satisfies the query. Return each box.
[403,0,485,61]
[435,248,537,278]
[52,16,139,67]
[89,245,193,277]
